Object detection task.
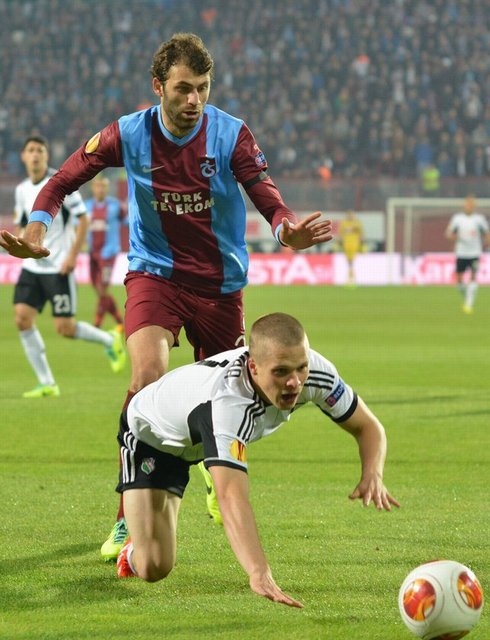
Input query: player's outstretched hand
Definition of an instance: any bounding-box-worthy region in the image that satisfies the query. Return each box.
[280,212,333,250]
[349,477,400,511]
[250,570,304,608]
[0,230,50,259]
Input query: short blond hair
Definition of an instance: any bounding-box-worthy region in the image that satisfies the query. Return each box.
[249,313,306,359]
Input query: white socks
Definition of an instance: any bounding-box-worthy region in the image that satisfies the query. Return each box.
[465,281,478,308]
[458,281,478,309]
[74,321,113,348]
[127,543,137,575]
[19,328,56,386]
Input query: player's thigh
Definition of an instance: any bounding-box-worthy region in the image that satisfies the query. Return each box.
[455,257,477,275]
[123,488,181,558]
[91,255,114,290]
[89,254,100,288]
[469,257,480,276]
[13,302,38,330]
[126,325,175,387]
[13,269,46,313]
[344,246,358,262]
[188,289,245,358]
[117,410,192,501]
[45,273,77,317]
[117,412,189,563]
[101,258,116,286]
[124,271,189,341]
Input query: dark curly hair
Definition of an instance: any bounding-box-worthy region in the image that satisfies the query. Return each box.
[150,33,214,83]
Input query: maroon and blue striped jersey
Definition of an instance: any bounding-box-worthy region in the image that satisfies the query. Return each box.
[31,104,296,295]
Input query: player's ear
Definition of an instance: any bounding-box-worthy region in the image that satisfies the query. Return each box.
[248,357,258,376]
[152,77,163,97]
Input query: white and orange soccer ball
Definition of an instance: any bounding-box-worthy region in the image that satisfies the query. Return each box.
[398,560,484,639]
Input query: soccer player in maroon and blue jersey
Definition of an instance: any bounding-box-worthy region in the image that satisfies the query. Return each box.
[0,33,333,559]
[85,174,126,329]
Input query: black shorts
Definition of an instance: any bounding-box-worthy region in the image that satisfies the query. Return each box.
[456,257,479,274]
[116,411,192,498]
[13,269,76,317]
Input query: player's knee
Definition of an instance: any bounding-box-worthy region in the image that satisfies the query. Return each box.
[137,557,174,583]
[130,364,165,390]
[55,319,76,338]
[15,316,32,331]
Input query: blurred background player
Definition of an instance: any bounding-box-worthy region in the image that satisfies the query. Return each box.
[85,174,126,330]
[339,210,364,286]
[12,136,126,398]
[445,195,490,314]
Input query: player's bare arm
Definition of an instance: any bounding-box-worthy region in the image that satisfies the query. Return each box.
[0,223,50,259]
[444,225,457,242]
[280,212,333,249]
[339,397,400,511]
[209,464,303,608]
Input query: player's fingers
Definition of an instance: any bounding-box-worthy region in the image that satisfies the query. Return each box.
[311,231,333,243]
[348,487,361,501]
[278,594,304,609]
[0,233,19,248]
[373,492,387,510]
[301,211,322,224]
[387,493,401,509]
[266,590,304,608]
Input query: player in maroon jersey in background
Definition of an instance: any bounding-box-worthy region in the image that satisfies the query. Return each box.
[0,34,333,562]
[85,174,126,330]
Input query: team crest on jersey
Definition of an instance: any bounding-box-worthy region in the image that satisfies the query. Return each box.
[325,382,345,407]
[230,440,247,463]
[85,132,101,154]
[141,457,156,475]
[254,150,266,167]
[200,157,217,178]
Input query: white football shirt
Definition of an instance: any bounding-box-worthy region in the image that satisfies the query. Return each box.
[447,212,489,258]
[127,346,357,471]
[14,168,87,274]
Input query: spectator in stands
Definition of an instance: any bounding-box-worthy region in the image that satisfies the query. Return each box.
[1,0,490,180]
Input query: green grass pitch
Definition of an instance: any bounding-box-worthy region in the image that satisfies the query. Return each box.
[0,283,488,639]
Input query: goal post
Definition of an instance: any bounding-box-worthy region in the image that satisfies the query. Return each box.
[386,197,490,256]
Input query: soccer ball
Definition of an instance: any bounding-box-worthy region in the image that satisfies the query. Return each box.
[398,560,484,639]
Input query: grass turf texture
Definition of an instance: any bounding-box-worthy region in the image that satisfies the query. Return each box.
[0,283,488,639]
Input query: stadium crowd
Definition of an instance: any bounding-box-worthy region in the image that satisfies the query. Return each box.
[1,0,490,180]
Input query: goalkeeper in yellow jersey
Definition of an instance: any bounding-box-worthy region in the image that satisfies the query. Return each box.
[339,210,364,286]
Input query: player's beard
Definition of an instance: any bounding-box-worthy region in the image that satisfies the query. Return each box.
[161,93,203,137]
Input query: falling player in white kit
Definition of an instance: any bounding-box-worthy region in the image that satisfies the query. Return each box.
[445,195,490,314]
[116,312,400,607]
[12,136,126,398]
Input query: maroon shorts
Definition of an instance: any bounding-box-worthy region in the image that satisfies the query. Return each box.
[124,271,245,361]
[90,254,116,288]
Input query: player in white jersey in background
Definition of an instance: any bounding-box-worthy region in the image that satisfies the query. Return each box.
[445,195,490,314]
[12,136,126,398]
[115,312,399,607]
